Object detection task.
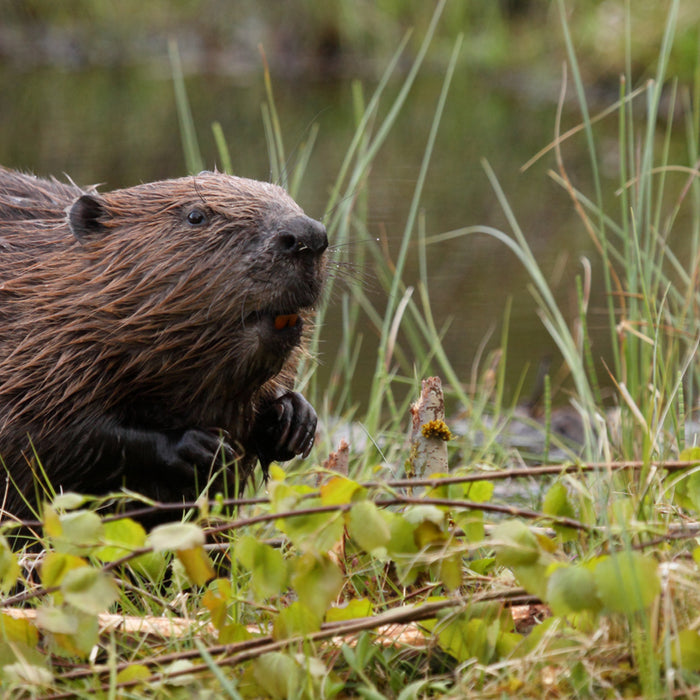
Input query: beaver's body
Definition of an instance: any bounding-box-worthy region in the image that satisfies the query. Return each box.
[0,166,327,518]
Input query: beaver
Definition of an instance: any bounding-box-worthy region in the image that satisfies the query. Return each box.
[0,166,328,520]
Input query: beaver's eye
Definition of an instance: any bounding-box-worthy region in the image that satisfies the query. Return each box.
[187,208,207,226]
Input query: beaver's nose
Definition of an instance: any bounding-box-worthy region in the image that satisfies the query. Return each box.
[276,217,328,256]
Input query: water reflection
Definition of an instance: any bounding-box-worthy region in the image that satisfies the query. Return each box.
[0,52,613,407]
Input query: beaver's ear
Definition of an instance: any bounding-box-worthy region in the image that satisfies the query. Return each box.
[68,194,108,243]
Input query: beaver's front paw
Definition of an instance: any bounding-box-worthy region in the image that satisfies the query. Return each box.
[151,428,235,481]
[252,391,317,476]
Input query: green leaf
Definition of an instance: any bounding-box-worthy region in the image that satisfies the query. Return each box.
[414,520,446,549]
[94,518,147,563]
[546,564,601,615]
[176,546,215,587]
[326,598,374,623]
[253,652,300,699]
[348,500,391,553]
[276,501,344,552]
[492,520,542,567]
[463,480,494,502]
[0,613,39,646]
[116,664,152,686]
[291,552,343,618]
[320,476,365,505]
[594,553,660,615]
[671,629,700,671]
[235,535,289,600]
[455,510,484,542]
[679,447,700,462]
[273,601,322,639]
[35,606,79,635]
[542,482,578,541]
[439,551,462,591]
[433,614,494,664]
[56,610,99,657]
[0,537,20,593]
[202,578,232,630]
[61,567,119,615]
[147,522,205,552]
[40,552,87,590]
[50,510,104,555]
[52,492,89,511]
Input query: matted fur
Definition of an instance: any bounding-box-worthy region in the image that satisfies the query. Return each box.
[0,166,327,517]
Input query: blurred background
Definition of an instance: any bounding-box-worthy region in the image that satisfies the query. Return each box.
[0,0,698,407]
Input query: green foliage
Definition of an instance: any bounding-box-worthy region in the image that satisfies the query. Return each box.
[3,1,700,697]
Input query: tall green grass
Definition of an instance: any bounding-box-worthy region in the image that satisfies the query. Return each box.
[172,0,700,487]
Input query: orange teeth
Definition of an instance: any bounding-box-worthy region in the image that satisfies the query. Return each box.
[274,313,299,330]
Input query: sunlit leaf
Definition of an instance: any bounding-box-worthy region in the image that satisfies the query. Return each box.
[51,510,104,555]
[147,522,205,552]
[320,476,365,505]
[51,492,88,511]
[94,518,147,563]
[326,598,374,623]
[463,480,494,503]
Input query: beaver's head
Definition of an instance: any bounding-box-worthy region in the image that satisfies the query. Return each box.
[63,172,328,393]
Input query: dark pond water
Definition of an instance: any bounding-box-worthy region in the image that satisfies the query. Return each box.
[0,32,623,410]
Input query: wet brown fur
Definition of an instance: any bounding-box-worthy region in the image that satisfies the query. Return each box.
[0,166,326,517]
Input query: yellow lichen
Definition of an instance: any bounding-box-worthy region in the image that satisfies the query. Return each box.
[421,420,453,441]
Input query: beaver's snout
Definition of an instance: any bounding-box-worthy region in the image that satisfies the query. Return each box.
[276,216,328,256]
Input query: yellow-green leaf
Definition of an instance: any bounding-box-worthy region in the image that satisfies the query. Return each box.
[0,537,20,593]
[235,535,288,600]
[176,546,215,587]
[492,520,542,567]
[348,501,390,553]
[594,552,660,615]
[40,552,87,590]
[0,613,39,646]
[546,564,601,615]
[253,651,300,699]
[671,629,700,671]
[61,567,119,615]
[320,476,364,505]
[291,552,343,618]
[272,601,322,639]
[326,598,373,623]
[94,518,147,563]
[147,522,205,552]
